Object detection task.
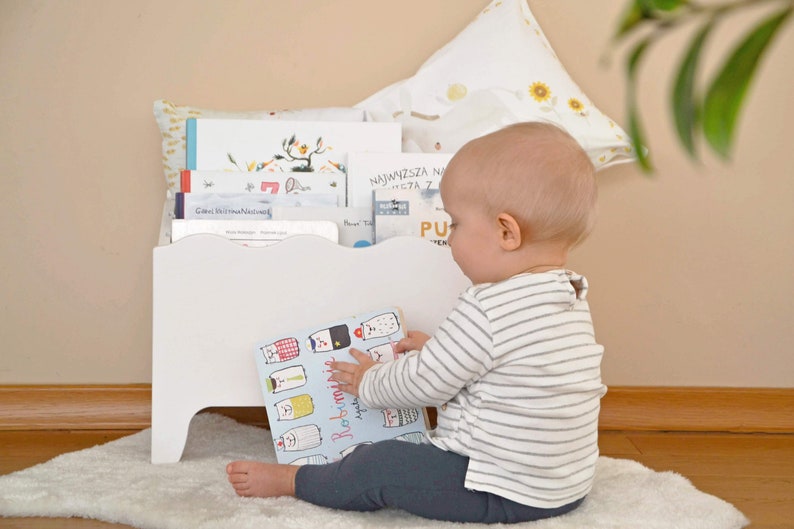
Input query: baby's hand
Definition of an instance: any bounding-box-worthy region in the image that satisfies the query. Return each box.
[394,330,431,354]
[330,349,377,398]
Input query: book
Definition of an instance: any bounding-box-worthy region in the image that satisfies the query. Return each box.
[346,152,452,208]
[254,307,426,465]
[180,169,346,207]
[186,119,402,206]
[174,192,337,220]
[271,206,374,248]
[170,219,339,247]
[157,197,176,247]
[373,188,451,246]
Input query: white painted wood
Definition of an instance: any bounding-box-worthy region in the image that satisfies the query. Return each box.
[151,234,469,463]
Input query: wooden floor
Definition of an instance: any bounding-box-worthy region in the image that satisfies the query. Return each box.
[1,428,792,528]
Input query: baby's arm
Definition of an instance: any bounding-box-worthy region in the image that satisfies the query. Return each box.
[337,290,493,409]
[331,330,430,398]
[364,293,492,410]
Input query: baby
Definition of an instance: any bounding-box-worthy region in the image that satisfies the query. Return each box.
[227,121,606,524]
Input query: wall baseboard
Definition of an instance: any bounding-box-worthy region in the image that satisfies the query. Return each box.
[1,385,792,433]
[599,386,794,433]
[0,385,152,430]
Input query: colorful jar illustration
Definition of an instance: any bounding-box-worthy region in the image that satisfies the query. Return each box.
[277,424,322,452]
[307,324,351,353]
[394,431,425,444]
[289,454,329,466]
[260,337,300,363]
[367,342,405,362]
[355,312,399,340]
[339,441,373,458]
[382,408,419,427]
[275,394,315,420]
[266,365,307,394]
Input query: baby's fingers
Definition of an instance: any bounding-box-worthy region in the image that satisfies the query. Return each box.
[349,348,371,363]
[394,330,430,353]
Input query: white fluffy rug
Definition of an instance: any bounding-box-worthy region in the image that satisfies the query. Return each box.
[0,414,749,529]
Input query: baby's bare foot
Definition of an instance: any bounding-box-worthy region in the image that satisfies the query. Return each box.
[226,461,298,498]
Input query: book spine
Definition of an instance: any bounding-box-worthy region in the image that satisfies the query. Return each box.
[180,170,192,193]
[186,118,197,170]
[174,192,185,219]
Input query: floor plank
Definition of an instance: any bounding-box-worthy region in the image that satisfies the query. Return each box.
[604,432,794,529]
[0,431,130,474]
[597,431,641,455]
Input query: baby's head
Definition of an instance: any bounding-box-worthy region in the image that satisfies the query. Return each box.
[442,121,597,249]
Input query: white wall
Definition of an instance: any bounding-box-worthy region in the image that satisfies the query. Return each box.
[1,0,792,387]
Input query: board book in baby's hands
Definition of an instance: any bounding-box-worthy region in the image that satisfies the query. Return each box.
[253,307,427,465]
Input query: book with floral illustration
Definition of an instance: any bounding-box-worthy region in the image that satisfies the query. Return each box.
[185,119,401,207]
[253,307,427,465]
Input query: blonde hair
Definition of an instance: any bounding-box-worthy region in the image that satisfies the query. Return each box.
[449,121,597,248]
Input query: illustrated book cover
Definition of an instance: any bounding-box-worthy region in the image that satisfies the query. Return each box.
[346,152,452,208]
[186,119,401,205]
[253,307,427,465]
[180,169,346,207]
[373,188,451,246]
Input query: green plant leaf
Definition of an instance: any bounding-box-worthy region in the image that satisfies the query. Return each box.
[614,0,685,39]
[627,38,654,171]
[627,38,650,87]
[628,103,652,172]
[615,3,646,39]
[672,19,714,158]
[702,7,793,158]
[643,0,687,12]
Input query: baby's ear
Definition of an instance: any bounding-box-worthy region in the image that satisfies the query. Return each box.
[497,213,522,251]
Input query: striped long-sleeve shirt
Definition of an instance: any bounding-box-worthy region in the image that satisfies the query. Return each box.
[359,270,606,508]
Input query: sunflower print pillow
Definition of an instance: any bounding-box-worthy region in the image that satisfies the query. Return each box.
[356,0,635,171]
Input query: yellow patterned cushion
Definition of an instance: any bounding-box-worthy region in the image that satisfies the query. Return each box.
[355,0,635,170]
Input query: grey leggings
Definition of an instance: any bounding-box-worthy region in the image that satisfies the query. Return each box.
[294,440,585,524]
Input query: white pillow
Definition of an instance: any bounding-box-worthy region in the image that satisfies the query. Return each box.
[153,100,366,195]
[355,0,635,170]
